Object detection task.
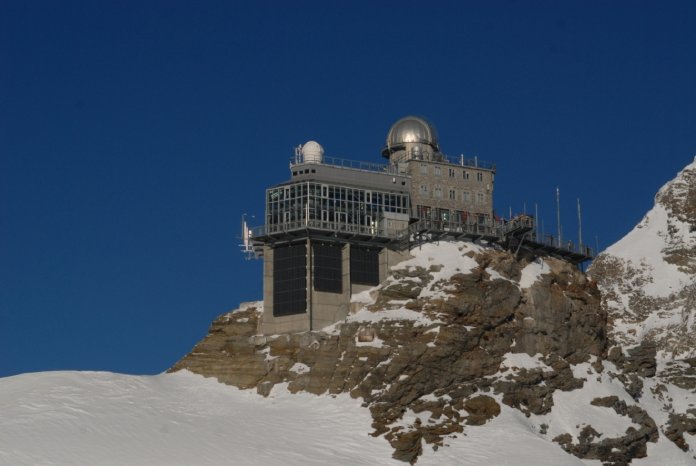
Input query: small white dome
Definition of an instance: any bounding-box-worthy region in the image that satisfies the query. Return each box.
[301,140,324,163]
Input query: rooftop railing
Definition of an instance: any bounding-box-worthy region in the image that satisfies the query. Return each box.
[291,154,400,175]
[407,152,496,171]
[291,151,495,174]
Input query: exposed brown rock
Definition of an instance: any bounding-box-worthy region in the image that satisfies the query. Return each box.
[664,412,696,451]
[170,247,609,463]
[554,395,660,465]
[463,395,500,425]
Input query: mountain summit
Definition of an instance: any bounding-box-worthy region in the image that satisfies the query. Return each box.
[591,157,696,357]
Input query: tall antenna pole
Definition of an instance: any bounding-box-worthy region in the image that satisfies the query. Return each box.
[556,187,562,247]
[577,198,583,250]
[535,203,539,240]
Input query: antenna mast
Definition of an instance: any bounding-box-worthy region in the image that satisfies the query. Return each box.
[577,198,583,250]
[556,187,562,247]
[239,214,256,260]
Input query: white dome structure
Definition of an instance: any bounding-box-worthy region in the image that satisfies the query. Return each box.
[301,140,324,163]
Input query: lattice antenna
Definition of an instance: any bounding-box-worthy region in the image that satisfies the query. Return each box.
[239,214,256,260]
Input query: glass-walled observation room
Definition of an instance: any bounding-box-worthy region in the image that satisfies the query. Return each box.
[266,181,410,237]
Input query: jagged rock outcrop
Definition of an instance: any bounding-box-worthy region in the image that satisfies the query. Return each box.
[171,242,666,464]
[168,158,696,465]
[590,157,696,459]
[590,157,696,358]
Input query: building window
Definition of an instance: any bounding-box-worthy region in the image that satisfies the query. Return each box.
[350,246,380,286]
[420,164,428,174]
[313,242,342,293]
[448,168,455,178]
[419,184,428,196]
[477,172,484,182]
[434,166,441,176]
[477,192,485,204]
[417,205,431,220]
[273,244,307,316]
[462,191,470,202]
[463,170,469,180]
[449,189,456,200]
[434,186,443,199]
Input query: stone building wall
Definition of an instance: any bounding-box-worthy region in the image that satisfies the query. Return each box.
[406,160,495,221]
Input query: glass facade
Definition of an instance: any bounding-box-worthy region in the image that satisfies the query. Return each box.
[266,182,409,236]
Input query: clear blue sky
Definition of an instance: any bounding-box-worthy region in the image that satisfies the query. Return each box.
[1,1,695,377]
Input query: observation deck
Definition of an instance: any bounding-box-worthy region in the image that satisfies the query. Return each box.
[247,215,593,264]
[249,218,410,253]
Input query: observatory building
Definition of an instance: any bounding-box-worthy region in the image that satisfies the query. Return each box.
[246,116,592,335]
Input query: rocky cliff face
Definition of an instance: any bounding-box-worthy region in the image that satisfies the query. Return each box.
[590,157,696,357]
[169,158,696,466]
[588,157,696,459]
[171,238,696,465]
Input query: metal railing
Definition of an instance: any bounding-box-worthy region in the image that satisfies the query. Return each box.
[291,155,400,175]
[250,218,408,240]
[250,215,593,259]
[291,152,495,174]
[407,151,496,171]
[501,215,535,234]
[411,215,593,257]
[409,218,501,238]
[532,234,594,258]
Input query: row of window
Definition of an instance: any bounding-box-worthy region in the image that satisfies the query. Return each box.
[292,168,317,176]
[267,182,410,226]
[415,205,491,225]
[419,164,486,182]
[268,183,408,209]
[418,185,488,204]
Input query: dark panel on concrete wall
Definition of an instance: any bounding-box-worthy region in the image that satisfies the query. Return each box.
[313,242,342,293]
[273,243,307,316]
[350,246,380,286]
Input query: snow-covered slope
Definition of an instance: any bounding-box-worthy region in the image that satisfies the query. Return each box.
[590,156,696,357]
[1,370,592,466]
[587,157,696,464]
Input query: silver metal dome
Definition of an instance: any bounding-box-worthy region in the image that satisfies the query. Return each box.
[382,116,440,158]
